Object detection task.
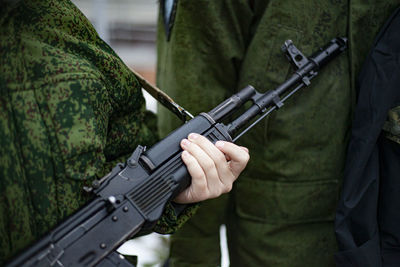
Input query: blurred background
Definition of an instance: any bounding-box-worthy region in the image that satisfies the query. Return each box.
[70,1,229,266]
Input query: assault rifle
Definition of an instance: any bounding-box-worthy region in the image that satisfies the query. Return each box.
[7,37,347,267]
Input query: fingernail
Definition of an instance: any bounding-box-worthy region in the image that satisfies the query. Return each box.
[188,133,199,140]
[182,150,189,158]
[181,139,190,148]
[215,141,224,148]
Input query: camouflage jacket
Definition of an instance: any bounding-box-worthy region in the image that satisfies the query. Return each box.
[0,0,196,264]
[383,106,400,144]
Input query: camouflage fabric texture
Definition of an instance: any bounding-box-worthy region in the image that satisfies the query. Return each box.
[383,106,400,145]
[156,0,400,266]
[0,0,196,264]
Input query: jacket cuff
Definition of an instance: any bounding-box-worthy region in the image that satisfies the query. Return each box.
[153,202,199,234]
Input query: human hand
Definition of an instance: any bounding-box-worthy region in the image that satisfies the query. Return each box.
[174,133,249,204]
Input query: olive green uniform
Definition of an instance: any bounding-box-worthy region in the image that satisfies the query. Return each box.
[157,1,399,266]
[0,1,196,264]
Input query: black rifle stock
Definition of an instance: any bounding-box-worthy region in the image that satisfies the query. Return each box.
[6,37,347,267]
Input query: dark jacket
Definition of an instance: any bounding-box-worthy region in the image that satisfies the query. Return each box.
[335,7,400,267]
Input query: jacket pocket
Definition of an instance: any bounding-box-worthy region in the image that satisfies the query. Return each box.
[234,177,339,224]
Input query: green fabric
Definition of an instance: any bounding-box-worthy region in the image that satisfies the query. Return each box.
[156,0,399,266]
[383,106,400,145]
[168,196,228,267]
[0,1,195,264]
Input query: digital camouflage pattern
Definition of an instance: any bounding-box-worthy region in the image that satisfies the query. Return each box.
[383,106,400,145]
[157,0,400,266]
[0,0,196,264]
